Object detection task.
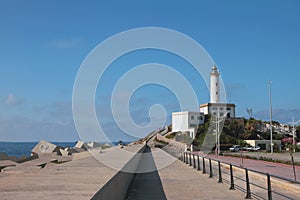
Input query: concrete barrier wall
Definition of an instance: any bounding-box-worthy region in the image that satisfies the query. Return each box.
[156,134,185,152]
[91,144,146,200]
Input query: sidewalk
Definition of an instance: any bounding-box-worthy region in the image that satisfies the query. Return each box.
[225,151,300,163]
[158,159,245,200]
[127,147,245,200]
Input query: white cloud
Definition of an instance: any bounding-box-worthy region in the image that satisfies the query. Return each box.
[5,93,25,106]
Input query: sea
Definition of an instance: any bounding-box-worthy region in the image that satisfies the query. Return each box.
[0,142,76,158]
[0,141,130,158]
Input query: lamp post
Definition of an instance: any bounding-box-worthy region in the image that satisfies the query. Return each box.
[289,117,300,153]
[212,111,229,156]
[269,80,273,154]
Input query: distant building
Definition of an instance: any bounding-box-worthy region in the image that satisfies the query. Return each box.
[200,66,236,118]
[172,111,205,139]
[245,140,282,151]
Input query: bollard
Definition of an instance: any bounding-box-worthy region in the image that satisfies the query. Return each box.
[229,164,235,190]
[267,173,272,200]
[193,154,196,169]
[183,152,186,163]
[197,155,201,171]
[189,153,192,166]
[209,159,213,178]
[218,161,222,183]
[202,157,206,174]
[245,168,252,199]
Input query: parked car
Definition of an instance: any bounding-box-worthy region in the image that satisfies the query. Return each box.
[249,146,260,151]
[242,146,261,151]
[243,146,252,151]
[229,145,241,151]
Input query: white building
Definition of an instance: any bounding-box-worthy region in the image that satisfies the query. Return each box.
[172,111,205,139]
[245,140,282,151]
[200,65,236,118]
[200,103,236,118]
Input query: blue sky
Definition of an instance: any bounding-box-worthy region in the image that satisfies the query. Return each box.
[1,0,300,142]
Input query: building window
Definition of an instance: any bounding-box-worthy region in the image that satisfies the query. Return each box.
[226,108,231,111]
[216,83,218,86]
[220,107,224,110]
[197,116,200,120]
[220,112,224,116]
[200,116,204,120]
[191,115,194,120]
[213,112,217,116]
[216,92,218,95]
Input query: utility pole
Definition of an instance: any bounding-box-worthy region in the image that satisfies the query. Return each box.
[213,110,229,156]
[290,117,300,153]
[293,117,296,153]
[269,80,273,154]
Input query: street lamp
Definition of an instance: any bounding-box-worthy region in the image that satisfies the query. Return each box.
[212,111,229,156]
[269,80,273,154]
[289,117,300,153]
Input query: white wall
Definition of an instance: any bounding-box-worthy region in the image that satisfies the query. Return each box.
[200,106,209,115]
[200,104,236,118]
[172,111,205,139]
[172,112,189,132]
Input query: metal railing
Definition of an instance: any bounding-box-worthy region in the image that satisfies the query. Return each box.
[180,152,300,200]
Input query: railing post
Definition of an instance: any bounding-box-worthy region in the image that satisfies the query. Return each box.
[218,161,222,183]
[189,153,192,166]
[229,164,235,190]
[197,155,201,171]
[267,173,272,200]
[245,168,252,199]
[185,152,189,165]
[181,152,183,161]
[193,154,196,169]
[180,152,182,161]
[202,157,206,174]
[209,159,213,178]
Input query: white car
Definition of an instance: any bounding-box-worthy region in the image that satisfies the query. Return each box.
[250,146,260,151]
[246,146,260,151]
[229,145,241,151]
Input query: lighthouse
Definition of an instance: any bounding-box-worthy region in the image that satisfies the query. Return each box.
[200,65,236,118]
[210,65,220,103]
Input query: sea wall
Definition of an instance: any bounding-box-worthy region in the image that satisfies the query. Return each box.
[156,134,185,152]
[91,144,146,200]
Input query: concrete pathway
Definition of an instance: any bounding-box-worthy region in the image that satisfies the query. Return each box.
[126,147,167,199]
[0,152,117,200]
[127,147,245,200]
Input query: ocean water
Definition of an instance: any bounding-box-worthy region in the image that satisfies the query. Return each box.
[0,142,76,158]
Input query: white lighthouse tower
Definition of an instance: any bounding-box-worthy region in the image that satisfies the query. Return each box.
[210,65,220,103]
[200,65,236,118]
